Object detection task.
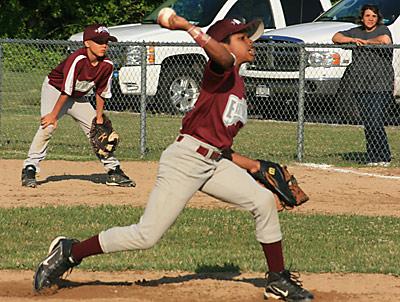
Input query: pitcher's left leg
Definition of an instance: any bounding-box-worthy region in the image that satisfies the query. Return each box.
[202,159,313,301]
[201,159,281,243]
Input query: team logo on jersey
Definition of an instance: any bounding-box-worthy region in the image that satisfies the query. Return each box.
[222,94,248,126]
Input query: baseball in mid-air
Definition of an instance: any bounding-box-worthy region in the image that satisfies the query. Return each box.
[157,7,176,28]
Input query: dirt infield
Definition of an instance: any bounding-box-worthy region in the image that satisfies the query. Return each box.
[1,159,400,301]
[1,270,399,302]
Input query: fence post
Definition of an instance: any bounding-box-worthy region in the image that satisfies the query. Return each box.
[296,45,306,162]
[139,43,147,158]
[0,43,2,134]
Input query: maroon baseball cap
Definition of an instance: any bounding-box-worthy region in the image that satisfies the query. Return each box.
[206,18,264,42]
[83,24,118,44]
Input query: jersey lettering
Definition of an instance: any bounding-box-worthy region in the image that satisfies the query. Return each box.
[222,94,247,126]
[75,79,95,93]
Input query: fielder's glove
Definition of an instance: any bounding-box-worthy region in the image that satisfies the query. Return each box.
[251,160,309,211]
[89,114,119,160]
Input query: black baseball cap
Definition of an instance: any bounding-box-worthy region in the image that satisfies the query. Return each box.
[83,24,118,44]
[206,18,264,42]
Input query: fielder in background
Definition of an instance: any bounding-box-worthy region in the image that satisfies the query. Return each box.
[32,11,313,302]
[21,24,135,188]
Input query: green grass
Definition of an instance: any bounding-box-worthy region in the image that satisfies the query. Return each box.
[0,205,399,275]
[2,111,400,166]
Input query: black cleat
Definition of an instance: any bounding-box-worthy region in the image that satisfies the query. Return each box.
[33,236,80,292]
[21,165,37,188]
[264,270,314,302]
[106,166,136,187]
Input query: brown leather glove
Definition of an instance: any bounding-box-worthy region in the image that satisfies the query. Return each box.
[89,114,119,160]
[251,160,309,211]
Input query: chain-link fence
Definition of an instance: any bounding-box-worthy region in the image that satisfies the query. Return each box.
[1,39,399,165]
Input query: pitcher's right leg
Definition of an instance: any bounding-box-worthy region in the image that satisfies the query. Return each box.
[98,142,213,252]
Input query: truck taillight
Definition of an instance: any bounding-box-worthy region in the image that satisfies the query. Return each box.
[147,46,155,64]
[332,53,340,66]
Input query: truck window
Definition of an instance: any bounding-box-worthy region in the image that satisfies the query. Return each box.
[316,0,400,25]
[281,0,324,25]
[143,0,226,27]
[225,0,275,28]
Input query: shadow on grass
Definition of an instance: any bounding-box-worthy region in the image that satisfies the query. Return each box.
[37,173,107,185]
[329,151,368,165]
[57,263,265,289]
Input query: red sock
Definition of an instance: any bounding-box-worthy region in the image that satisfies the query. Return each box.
[71,235,103,262]
[261,241,285,272]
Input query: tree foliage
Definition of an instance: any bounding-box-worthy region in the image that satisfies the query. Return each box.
[0,0,163,40]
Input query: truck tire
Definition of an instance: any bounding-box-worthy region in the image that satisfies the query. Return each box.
[156,63,204,114]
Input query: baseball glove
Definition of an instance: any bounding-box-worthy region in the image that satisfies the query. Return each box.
[89,114,119,160]
[251,160,309,211]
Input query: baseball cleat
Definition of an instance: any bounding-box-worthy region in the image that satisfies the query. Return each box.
[264,270,314,302]
[33,236,80,292]
[106,166,136,187]
[21,165,37,188]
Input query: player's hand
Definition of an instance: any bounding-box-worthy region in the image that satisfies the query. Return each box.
[41,113,58,129]
[158,8,191,31]
[95,114,104,125]
[168,14,191,30]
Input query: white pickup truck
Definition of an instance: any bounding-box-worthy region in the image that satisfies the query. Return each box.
[242,0,400,122]
[70,0,332,112]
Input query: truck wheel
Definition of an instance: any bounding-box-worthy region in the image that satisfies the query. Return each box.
[156,65,203,114]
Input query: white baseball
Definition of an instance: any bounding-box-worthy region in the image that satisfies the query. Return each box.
[157,7,176,28]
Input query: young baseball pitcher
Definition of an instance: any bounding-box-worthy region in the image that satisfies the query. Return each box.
[21,24,135,188]
[32,13,313,302]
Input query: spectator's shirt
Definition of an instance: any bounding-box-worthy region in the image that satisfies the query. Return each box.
[339,25,394,92]
[180,61,247,150]
[48,48,114,98]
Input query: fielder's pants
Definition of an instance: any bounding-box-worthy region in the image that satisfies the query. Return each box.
[23,77,120,172]
[99,134,282,252]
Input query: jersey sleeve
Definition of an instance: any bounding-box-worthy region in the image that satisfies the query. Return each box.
[95,60,114,99]
[60,54,86,96]
[377,25,393,42]
[201,61,235,93]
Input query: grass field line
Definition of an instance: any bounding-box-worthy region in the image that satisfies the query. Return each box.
[299,163,400,180]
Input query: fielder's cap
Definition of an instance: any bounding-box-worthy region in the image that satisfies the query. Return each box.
[83,24,118,44]
[206,18,264,42]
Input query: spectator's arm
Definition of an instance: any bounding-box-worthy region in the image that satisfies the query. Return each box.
[332,32,356,44]
[365,34,392,45]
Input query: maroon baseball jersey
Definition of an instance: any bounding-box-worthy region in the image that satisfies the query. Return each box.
[180,61,247,149]
[48,48,113,98]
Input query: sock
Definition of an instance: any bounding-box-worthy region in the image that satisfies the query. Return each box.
[261,241,285,273]
[71,235,103,262]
